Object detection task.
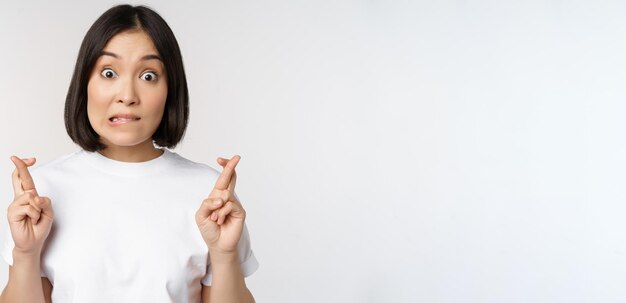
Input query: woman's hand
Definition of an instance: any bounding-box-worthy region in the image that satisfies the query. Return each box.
[195,155,246,256]
[7,156,54,256]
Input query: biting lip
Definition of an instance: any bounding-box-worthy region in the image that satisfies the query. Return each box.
[108,113,141,124]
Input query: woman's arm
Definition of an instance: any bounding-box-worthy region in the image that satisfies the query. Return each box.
[1,157,54,303]
[0,252,48,303]
[202,286,255,303]
[201,252,255,303]
[196,156,255,303]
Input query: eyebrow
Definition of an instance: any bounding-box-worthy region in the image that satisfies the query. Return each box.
[100,51,163,62]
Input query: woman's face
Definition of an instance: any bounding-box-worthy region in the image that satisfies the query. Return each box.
[87,30,167,151]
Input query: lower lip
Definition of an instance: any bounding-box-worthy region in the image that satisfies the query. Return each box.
[108,118,140,126]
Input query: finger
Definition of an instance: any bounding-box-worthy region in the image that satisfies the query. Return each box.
[11,159,36,197]
[10,204,41,224]
[26,205,42,224]
[216,202,235,225]
[196,198,224,222]
[213,155,240,191]
[12,169,22,196]
[30,197,43,213]
[10,156,37,194]
[23,158,36,166]
[228,170,237,192]
[219,190,234,204]
[36,197,54,224]
[218,201,246,225]
[12,192,37,207]
[217,157,228,167]
[217,158,237,192]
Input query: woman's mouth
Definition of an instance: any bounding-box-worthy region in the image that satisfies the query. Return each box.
[108,116,141,125]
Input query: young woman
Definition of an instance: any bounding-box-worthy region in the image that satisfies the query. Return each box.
[0,5,258,303]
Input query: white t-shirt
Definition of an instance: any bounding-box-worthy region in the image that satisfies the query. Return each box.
[1,149,258,302]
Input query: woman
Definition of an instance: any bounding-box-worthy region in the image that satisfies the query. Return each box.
[0,4,258,303]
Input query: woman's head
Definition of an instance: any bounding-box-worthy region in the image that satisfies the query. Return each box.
[65,4,188,152]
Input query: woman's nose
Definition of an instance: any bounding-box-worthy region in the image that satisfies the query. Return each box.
[116,78,139,105]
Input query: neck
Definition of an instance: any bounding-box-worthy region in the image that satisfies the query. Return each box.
[97,140,163,162]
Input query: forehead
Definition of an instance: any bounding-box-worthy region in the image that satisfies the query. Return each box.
[101,30,159,58]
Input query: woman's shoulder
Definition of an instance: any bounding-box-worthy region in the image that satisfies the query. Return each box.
[25,151,84,195]
[30,151,83,176]
[165,150,221,177]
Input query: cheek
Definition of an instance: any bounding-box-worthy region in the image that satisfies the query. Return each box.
[86,79,118,134]
[86,81,106,121]
[145,86,168,120]
[87,79,110,102]
[86,82,98,121]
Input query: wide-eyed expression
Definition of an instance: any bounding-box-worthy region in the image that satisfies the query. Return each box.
[87,30,168,149]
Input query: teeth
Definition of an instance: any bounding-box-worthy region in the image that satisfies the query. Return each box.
[111,117,136,122]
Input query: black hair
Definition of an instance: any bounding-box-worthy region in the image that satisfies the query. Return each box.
[64,4,189,151]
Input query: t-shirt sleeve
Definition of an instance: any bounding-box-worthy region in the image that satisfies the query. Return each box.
[1,225,14,266]
[201,222,259,286]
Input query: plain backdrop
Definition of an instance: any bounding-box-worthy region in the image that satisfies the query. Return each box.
[1,0,625,302]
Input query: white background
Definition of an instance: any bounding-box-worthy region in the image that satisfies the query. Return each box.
[1,0,625,302]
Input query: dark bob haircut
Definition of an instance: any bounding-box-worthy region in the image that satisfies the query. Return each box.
[65,4,188,151]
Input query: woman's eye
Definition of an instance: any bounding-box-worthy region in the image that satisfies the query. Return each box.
[100,68,117,79]
[141,71,158,82]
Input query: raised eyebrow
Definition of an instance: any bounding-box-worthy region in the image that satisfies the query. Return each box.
[100,51,119,58]
[98,51,162,62]
[141,54,163,62]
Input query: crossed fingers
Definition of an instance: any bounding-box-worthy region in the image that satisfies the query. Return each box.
[10,156,37,197]
[9,156,48,224]
[213,155,239,192]
[209,155,243,225]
